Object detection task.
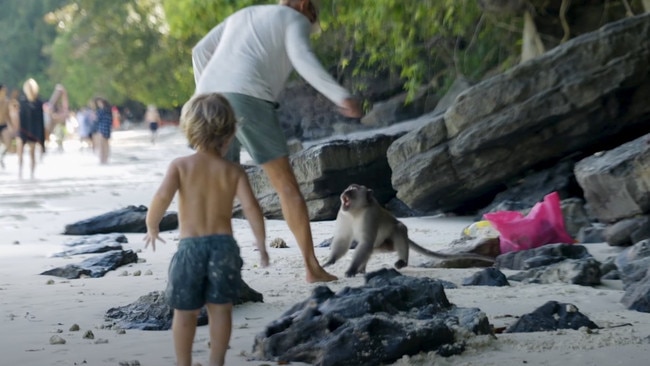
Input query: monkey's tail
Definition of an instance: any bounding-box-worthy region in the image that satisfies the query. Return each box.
[408,240,495,263]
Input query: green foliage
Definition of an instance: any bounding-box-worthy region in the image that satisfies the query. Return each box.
[163,0,268,42]
[3,0,524,109]
[47,0,192,108]
[0,0,67,93]
[319,0,520,100]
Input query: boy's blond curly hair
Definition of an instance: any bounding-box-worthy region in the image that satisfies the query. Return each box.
[181,93,236,153]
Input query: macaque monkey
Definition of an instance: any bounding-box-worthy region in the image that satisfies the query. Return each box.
[324,184,495,277]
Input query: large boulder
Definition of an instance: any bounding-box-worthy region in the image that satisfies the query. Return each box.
[574,134,650,223]
[236,117,433,220]
[388,14,650,213]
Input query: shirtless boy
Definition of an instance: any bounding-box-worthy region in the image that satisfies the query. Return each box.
[144,93,269,366]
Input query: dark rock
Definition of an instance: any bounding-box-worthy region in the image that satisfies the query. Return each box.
[599,256,619,279]
[51,234,128,257]
[462,267,510,286]
[576,224,607,243]
[252,269,491,365]
[104,281,264,330]
[575,135,650,224]
[64,205,178,235]
[615,239,650,277]
[618,246,650,310]
[621,265,650,313]
[361,84,439,127]
[505,301,599,333]
[619,257,650,289]
[604,216,650,247]
[63,233,128,246]
[236,119,431,220]
[496,243,592,270]
[41,250,138,279]
[477,160,583,220]
[507,257,602,286]
[389,14,650,214]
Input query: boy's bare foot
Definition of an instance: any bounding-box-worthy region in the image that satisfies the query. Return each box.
[306,267,338,283]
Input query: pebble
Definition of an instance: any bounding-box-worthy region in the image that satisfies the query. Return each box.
[133,270,141,276]
[69,324,80,331]
[82,330,94,339]
[49,335,66,345]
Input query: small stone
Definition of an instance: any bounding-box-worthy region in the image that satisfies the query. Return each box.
[116,329,126,335]
[118,361,141,366]
[49,335,66,345]
[46,279,55,285]
[119,271,129,277]
[13,241,20,245]
[270,238,288,249]
[144,270,153,276]
[94,338,109,344]
[133,270,141,276]
[82,330,94,339]
[69,324,80,331]
[56,329,63,333]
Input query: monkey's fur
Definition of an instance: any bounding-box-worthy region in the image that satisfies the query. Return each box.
[323,184,495,277]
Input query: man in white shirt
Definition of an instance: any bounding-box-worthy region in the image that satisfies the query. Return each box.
[193,0,362,283]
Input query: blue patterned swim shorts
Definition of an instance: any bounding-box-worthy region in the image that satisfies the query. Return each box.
[164,234,243,310]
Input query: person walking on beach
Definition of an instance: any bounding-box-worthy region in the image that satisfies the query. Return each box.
[192,0,362,283]
[144,104,161,144]
[94,97,112,164]
[0,84,16,169]
[17,78,46,180]
[144,93,268,366]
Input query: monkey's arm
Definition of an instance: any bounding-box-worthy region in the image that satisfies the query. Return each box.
[324,213,353,266]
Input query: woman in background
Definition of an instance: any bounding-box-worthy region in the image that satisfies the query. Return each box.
[94,97,112,164]
[17,78,45,179]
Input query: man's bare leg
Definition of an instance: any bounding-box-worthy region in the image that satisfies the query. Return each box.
[261,156,337,283]
[206,303,232,366]
[172,308,199,366]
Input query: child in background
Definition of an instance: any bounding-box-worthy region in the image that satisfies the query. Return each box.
[144,93,268,366]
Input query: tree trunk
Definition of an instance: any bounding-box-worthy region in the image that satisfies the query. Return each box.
[521,10,545,62]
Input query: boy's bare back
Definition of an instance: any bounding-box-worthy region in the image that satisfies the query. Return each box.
[157,150,260,239]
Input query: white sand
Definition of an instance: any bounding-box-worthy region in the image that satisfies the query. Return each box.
[1,127,648,366]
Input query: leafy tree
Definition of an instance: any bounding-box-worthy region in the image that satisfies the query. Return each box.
[0,0,67,94]
[47,0,192,108]
[163,0,521,101]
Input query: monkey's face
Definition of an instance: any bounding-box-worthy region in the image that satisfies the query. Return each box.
[340,184,373,211]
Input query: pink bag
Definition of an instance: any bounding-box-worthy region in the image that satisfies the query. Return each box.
[484,192,575,254]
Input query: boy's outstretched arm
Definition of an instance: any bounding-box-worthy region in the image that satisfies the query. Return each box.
[144,161,180,251]
[236,168,268,267]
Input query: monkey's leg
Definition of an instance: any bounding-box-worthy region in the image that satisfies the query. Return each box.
[393,225,409,269]
[345,241,375,277]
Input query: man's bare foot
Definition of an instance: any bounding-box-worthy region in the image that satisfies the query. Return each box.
[306,267,338,283]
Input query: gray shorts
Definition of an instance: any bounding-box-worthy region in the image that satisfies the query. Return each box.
[164,234,243,310]
[221,92,289,164]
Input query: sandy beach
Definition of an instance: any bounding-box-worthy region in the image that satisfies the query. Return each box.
[1,127,649,366]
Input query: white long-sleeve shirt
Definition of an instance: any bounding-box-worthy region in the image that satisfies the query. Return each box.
[193,5,351,106]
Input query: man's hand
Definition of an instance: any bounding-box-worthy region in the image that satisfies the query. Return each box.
[339,98,362,118]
